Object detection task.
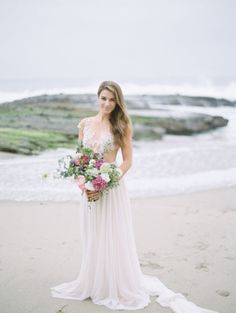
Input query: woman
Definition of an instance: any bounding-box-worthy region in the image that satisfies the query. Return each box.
[51,81,218,313]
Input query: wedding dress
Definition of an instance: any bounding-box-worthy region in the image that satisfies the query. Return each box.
[51,117,219,313]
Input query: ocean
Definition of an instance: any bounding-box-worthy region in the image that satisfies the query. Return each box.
[1,77,236,103]
[0,78,236,201]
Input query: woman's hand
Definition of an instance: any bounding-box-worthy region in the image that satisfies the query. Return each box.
[86,190,100,202]
[118,168,123,180]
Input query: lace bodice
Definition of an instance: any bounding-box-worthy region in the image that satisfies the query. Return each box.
[77,117,115,155]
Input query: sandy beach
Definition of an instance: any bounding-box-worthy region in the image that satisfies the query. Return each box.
[0,186,235,313]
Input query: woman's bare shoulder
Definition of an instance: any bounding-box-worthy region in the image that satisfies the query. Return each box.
[77,116,94,129]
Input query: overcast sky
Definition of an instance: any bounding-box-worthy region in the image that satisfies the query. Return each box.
[0,0,235,83]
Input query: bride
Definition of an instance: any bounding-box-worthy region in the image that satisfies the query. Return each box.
[51,80,219,312]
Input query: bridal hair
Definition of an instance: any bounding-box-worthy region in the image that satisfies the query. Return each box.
[97,80,133,147]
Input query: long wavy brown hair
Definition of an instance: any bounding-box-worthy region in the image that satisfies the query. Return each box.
[97,81,133,147]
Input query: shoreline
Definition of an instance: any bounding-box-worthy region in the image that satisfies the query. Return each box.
[0,184,235,203]
[0,186,235,312]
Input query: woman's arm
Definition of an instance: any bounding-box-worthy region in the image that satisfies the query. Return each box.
[77,118,86,142]
[119,127,133,179]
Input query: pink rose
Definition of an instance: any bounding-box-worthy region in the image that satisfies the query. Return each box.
[77,175,86,191]
[95,159,105,170]
[92,176,107,192]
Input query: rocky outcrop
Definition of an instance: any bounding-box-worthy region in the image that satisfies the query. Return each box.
[133,124,166,140]
[125,94,236,108]
[4,93,235,108]
[161,113,228,135]
[0,94,230,155]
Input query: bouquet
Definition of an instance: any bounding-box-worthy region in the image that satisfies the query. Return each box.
[57,142,122,207]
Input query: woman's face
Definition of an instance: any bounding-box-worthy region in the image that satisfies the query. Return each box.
[98,89,116,116]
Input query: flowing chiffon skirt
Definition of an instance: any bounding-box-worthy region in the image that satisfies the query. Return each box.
[50,177,219,313]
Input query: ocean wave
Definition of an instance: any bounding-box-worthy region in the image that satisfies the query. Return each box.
[1,80,236,103]
[1,130,236,201]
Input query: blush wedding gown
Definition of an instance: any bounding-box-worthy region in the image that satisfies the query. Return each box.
[51,117,219,313]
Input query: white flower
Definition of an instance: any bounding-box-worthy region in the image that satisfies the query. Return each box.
[75,153,82,159]
[89,159,96,166]
[85,181,95,191]
[100,162,112,173]
[101,173,110,183]
[87,168,99,176]
[116,168,123,177]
